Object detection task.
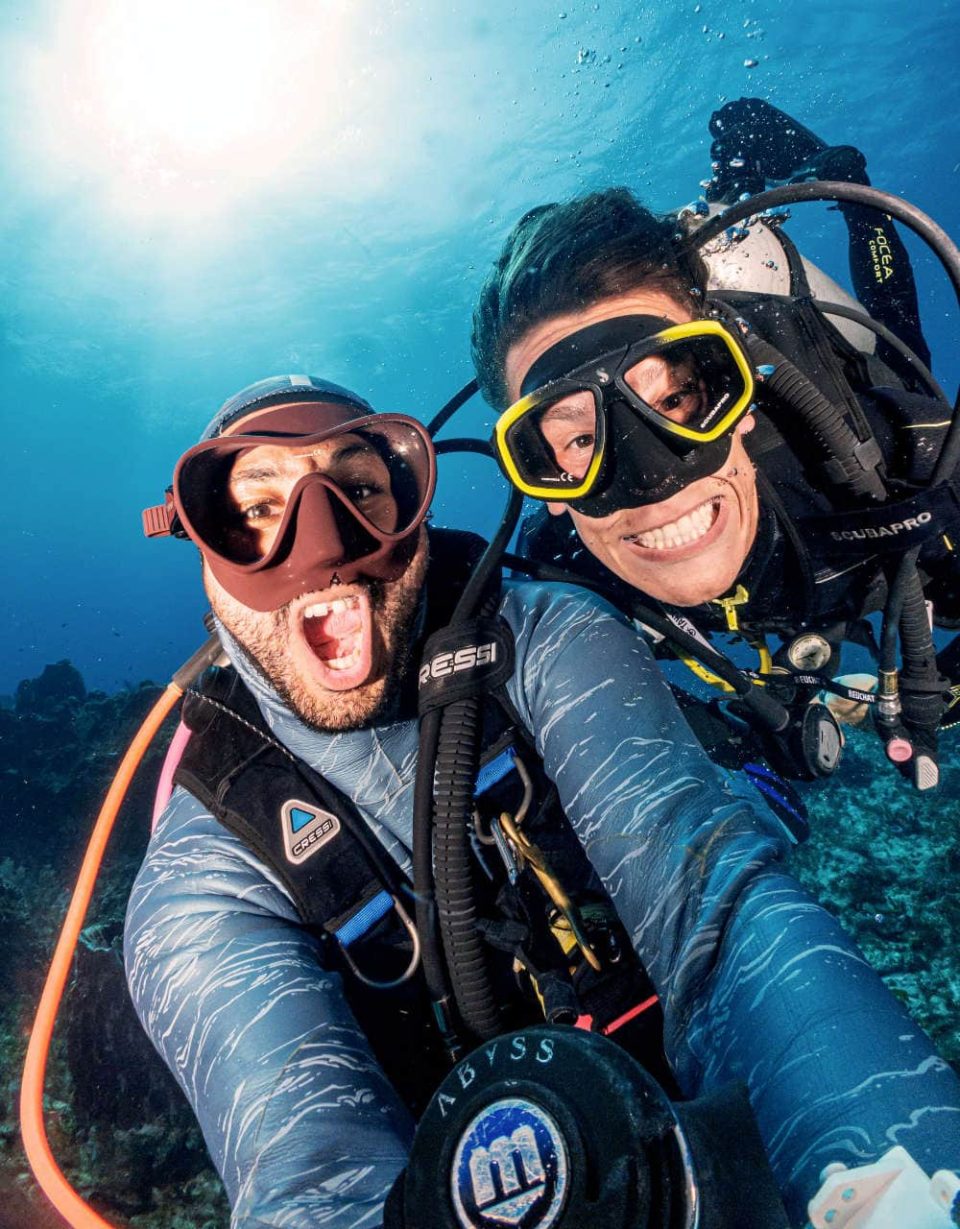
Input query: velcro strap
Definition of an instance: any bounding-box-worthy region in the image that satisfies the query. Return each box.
[417,617,515,714]
[474,746,517,797]
[798,482,960,556]
[334,888,394,946]
[143,500,175,538]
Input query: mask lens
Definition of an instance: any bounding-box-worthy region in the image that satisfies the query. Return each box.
[176,418,433,565]
[503,388,601,492]
[622,334,748,439]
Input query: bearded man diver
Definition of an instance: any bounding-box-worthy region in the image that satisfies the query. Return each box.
[125,373,960,1228]
[474,104,959,787]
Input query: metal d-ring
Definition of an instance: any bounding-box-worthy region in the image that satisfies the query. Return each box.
[338,893,422,990]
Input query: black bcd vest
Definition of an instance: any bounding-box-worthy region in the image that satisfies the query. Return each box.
[173,528,673,1112]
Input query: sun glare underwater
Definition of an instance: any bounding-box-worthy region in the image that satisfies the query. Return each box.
[4,0,959,696]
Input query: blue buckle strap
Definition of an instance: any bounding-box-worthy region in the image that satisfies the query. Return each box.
[335,888,394,948]
[474,746,517,797]
[334,889,421,990]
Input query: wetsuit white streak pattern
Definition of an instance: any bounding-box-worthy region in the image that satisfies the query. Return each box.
[124,581,960,1228]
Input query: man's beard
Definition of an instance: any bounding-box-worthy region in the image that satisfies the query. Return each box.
[205,541,428,733]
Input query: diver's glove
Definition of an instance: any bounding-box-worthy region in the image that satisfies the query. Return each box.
[802,143,870,186]
[706,97,828,202]
[705,98,871,206]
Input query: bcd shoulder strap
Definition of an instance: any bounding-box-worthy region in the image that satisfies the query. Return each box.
[176,667,409,945]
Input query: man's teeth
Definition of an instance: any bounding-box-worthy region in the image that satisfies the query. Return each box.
[303,595,361,619]
[325,647,362,671]
[624,500,718,550]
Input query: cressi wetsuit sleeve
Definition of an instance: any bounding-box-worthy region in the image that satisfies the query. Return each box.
[500,581,960,1225]
[124,786,414,1229]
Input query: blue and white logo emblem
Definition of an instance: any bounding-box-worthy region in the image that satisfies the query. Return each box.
[451,1097,569,1229]
[281,799,340,865]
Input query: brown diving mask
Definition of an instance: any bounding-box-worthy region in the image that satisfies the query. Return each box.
[144,402,437,611]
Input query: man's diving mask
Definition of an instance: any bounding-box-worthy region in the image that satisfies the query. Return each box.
[144,400,437,612]
[493,315,755,517]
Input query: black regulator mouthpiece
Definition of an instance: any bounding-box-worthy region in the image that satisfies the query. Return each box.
[390,1026,788,1229]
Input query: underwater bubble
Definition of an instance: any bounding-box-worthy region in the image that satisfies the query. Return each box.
[718,31,725,39]
[744,57,759,67]
[694,3,701,10]
[559,10,567,17]
[699,178,714,189]
[729,156,746,168]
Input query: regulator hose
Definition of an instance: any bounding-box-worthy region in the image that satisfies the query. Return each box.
[417,479,524,1045]
[814,298,950,405]
[690,182,960,785]
[745,334,887,500]
[412,707,463,1051]
[432,695,501,1040]
[683,181,960,479]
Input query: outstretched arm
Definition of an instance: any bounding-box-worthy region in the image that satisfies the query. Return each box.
[124,787,413,1229]
[503,581,960,1223]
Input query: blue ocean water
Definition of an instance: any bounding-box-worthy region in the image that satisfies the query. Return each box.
[2,0,959,695]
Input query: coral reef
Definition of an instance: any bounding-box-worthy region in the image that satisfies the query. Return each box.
[0,659,956,1226]
[0,661,228,1228]
[792,725,960,1065]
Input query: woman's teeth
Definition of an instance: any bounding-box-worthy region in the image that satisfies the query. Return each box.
[624,499,719,550]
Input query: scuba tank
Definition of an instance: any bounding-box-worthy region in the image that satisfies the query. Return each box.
[692,199,878,355]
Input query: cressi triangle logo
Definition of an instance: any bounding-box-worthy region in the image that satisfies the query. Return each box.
[281,799,341,865]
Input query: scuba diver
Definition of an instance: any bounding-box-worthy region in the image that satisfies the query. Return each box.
[104,373,960,1229]
[473,99,960,792]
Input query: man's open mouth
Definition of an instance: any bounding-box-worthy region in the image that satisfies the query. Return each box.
[300,591,375,689]
[622,497,720,551]
[304,595,364,668]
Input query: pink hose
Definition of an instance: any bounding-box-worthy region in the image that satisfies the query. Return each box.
[152,720,192,832]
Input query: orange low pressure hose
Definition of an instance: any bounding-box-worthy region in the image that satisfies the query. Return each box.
[20,681,183,1229]
[20,628,224,1228]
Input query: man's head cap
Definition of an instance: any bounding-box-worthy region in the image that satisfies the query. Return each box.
[201,374,374,441]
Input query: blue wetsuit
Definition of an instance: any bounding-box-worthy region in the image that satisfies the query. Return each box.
[124,580,960,1228]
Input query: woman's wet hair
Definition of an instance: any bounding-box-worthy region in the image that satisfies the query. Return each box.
[471,187,708,410]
